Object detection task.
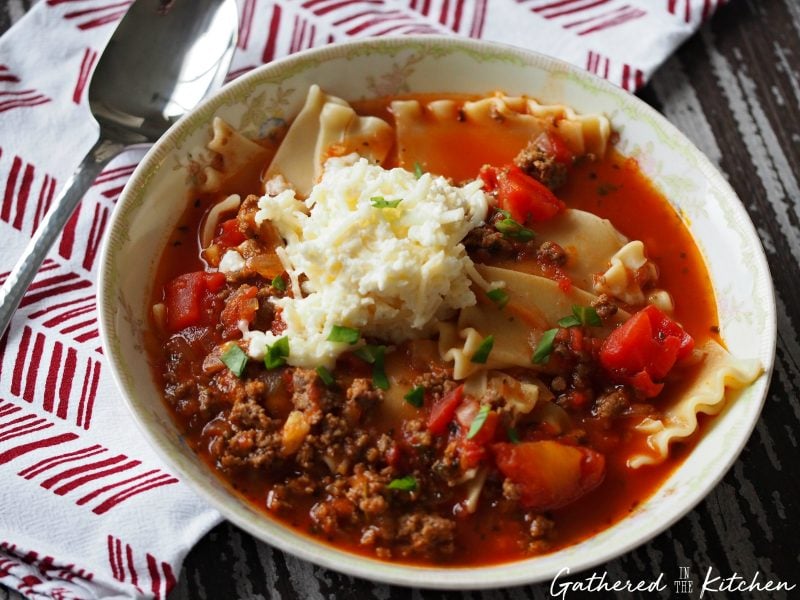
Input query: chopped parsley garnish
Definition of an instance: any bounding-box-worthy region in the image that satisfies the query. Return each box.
[264,336,289,369]
[315,365,335,387]
[354,344,389,390]
[470,335,494,364]
[370,196,402,209]
[404,386,425,408]
[220,343,248,377]
[532,328,559,365]
[557,314,582,328]
[507,426,521,444]
[327,325,360,344]
[387,475,417,491]
[467,404,491,440]
[354,344,379,363]
[574,305,602,326]
[494,210,535,241]
[413,162,424,179]
[557,305,602,328]
[271,274,286,291]
[372,347,389,390]
[486,287,509,309]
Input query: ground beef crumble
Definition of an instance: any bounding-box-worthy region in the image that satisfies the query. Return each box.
[396,513,457,558]
[513,139,569,190]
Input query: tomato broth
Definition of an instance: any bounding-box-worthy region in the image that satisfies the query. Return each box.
[148,94,721,566]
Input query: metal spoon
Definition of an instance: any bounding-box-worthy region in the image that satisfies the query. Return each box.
[0,0,238,334]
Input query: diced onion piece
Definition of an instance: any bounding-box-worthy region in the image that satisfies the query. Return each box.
[281,410,310,456]
[204,243,221,267]
[488,373,540,416]
[246,252,285,279]
[151,302,167,334]
[462,467,488,514]
[648,289,674,314]
[532,400,572,434]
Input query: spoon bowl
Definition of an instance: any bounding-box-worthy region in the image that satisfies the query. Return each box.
[0,0,238,333]
[91,0,238,143]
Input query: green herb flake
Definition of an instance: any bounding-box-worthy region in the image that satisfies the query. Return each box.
[315,365,335,387]
[404,386,425,408]
[574,305,602,327]
[557,314,582,328]
[371,346,389,390]
[387,475,417,491]
[271,274,286,291]
[507,426,521,444]
[532,328,559,365]
[413,162,424,179]
[470,335,494,364]
[221,344,248,377]
[327,325,360,345]
[354,344,389,389]
[494,216,535,241]
[467,404,492,440]
[264,336,290,370]
[557,306,602,328]
[354,345,379,364]
[370,196,402,209]
[487,287,509,309]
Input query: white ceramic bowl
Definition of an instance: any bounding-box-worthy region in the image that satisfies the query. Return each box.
[98,36,776,589]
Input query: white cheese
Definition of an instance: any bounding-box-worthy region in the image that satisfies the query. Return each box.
[246,158,489,368]
[218,249,245,274]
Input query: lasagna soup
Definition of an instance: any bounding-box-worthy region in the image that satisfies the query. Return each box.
[149,86,761,565]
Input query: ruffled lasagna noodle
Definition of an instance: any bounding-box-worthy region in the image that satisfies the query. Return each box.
[264,85,394,196]
[392,94,610,162]
[629,341,762,467]
[199,117,270,193]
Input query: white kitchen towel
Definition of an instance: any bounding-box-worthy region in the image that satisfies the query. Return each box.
[0,0,725,598]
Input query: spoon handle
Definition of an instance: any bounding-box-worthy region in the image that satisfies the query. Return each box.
[0,136,125,336]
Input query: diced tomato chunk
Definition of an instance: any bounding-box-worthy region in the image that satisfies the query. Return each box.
[629,371,664,398]
[220,284,259,339]
[459,439,487,470]
[535,131,574,166]
[497,166,565,225]
[164,271,225,332]
[456,401,499,446]
[480,164,566,225]
[386,444,402,468]
[427,384,464,435]
[493,440,605,511]
[599,305,694,397]
[205,271,226,292]
[478,165,500,192]
[215,218,247,248]
[568,327,584,353]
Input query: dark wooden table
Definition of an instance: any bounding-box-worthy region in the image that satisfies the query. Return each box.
[2,0,799,598]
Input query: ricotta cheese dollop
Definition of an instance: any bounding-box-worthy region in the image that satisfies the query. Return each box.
[245,157,489,368]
